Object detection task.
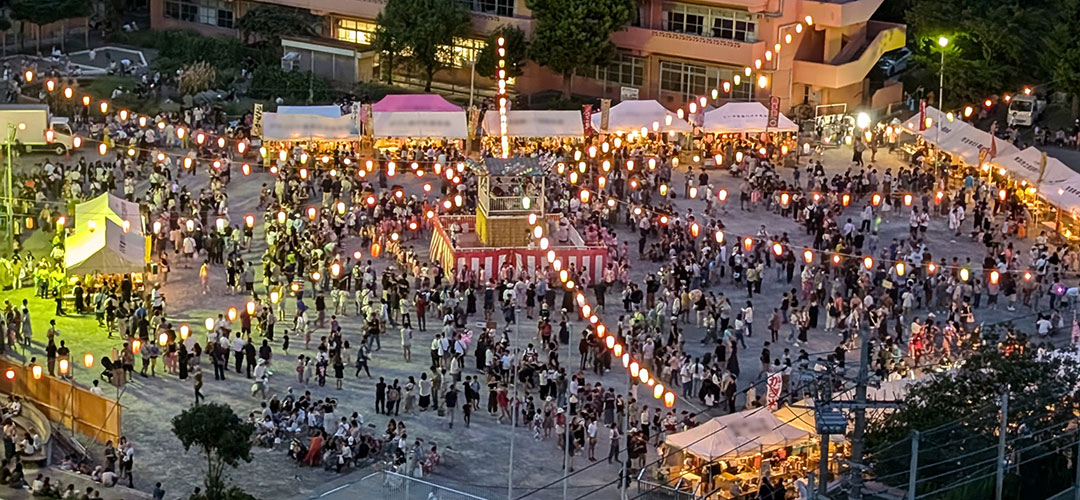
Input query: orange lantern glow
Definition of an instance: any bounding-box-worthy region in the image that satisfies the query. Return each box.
[371,242,382,257]
[863,256,874,270]
[83,353,95,368]
[743,236,754,251]
[803,249,814,263]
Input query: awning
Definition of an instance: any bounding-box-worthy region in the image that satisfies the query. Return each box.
[482,110,583,137]
[935,123,1018,166]
[701,102,798,134]
[900,106,969,146]
[372,112,467,138]
[261,112,359,141]
[589,100,692,134]
[664,407,811,461]
[276,105,344,118]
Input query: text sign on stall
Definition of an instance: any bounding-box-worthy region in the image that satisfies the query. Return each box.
[767,96,781,129]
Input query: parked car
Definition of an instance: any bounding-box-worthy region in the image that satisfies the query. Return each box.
[877,47,913,76]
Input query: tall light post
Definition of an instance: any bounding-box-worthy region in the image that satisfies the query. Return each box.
[937,36,949,111]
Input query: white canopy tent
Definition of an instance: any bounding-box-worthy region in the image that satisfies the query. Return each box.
[664,407,811,461]
[701,102,798,134]
[935,123,1019,166]
[589,100,692,134]
[75,193,143,237]
[64,219,147,274]
[900,106,963,143]
[260,112,359,141]
[481,110,584,137]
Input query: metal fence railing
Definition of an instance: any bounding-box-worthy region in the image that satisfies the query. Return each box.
[349,470,491,500]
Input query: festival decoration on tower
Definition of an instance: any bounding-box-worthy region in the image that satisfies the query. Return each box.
[496,36,509,159]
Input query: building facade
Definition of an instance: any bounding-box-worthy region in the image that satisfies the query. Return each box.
[149,0,904,113]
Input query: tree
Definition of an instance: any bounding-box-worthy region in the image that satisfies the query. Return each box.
[475,25,528,80]
[865,328,1080,500]
[904,0,1053,105]
[0,17,11,57]
[527,0,634,98]
[373,0,411,85]
[171,403,255,500]
[375,0,471,92]
[1042,0,1080,118]
[236,4,320,48]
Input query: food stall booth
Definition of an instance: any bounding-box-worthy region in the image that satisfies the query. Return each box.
[480,109,584,155]
[658,407,820,498]
[700,102,800,169]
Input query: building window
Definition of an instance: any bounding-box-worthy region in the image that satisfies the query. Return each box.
[595,53,644,87]
[659,60,752,102]
[437,37,487,68]
[465,0,514,17]
[336,18,377,45]
[164,0,233,28]
[662,3,755,42]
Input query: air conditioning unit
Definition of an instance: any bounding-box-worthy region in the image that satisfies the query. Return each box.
[281,52,301,71]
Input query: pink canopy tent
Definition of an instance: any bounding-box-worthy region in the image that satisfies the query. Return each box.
[372,94,462,112]
[372,94,468,138]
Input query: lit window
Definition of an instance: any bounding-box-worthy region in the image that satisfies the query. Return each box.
[336,19,378,45]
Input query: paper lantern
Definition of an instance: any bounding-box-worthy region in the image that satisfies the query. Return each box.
[83,353,95,368]
[32,364,42,379]
[863,256,874,270]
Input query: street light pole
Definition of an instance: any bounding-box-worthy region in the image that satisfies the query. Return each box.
[937,36,949,111]
[469,58,477,109]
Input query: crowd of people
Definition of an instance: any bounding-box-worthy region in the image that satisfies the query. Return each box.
[0,71,1075,500]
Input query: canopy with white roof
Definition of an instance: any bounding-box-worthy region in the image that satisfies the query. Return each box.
[275,105,345,118]
[75,193,143,237]
[590,100,692,134]
[701,102,798,134]
[482,110,584,137]
[64,219,147,274]
[664,407,811,461]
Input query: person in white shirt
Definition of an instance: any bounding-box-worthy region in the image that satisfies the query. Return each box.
[89,380,105,397]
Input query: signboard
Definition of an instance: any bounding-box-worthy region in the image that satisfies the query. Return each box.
[600,99,611,132]
[620,86,639,101]
[252,103,263,137]
[766,372,783,410]
[918,99,927,131]
[767,96,780,129]
[1071,317,1079,346]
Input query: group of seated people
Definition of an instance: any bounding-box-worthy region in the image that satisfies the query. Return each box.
[1,456,104,500]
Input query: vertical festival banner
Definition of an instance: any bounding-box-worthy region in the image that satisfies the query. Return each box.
[582,104,594,136]
[766,372,783,410]
[252,103,263,137]
[361,104,373,139]
[767,96,780,129]
[918,99,927,131]
[600,98,612,132]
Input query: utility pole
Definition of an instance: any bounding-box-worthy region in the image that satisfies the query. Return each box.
[848,324,873,500]
[908,431,920,500]
[996,392,1009,500]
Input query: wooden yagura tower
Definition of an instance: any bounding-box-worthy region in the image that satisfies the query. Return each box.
[473,157,546,248]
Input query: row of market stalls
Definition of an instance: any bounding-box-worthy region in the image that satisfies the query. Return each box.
[258,97,799,140]
[657,379,916,498]
[901,106,1080,239]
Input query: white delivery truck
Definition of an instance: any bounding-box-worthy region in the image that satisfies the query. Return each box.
[0,104,75,155]
[1007,95,1046,127]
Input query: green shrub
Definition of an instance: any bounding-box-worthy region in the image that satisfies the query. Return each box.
[248,66,333,104]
